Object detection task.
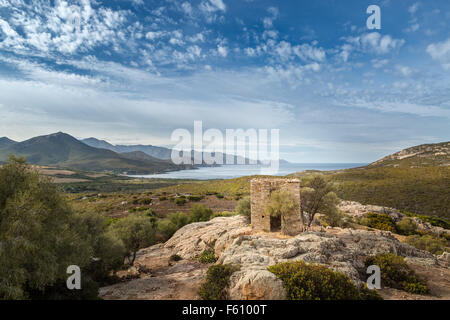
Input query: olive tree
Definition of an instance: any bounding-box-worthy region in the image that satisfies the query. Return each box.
[265,189,299,235]
[301,176,341,228]
[109,213,156,265]
[0,156,124,299]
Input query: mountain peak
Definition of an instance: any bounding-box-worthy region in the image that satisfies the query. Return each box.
[0,137,17,147]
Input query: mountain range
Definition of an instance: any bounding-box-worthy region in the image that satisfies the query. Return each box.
[82,137,260,165]
[81,137,173,160]
[0,132,183,174]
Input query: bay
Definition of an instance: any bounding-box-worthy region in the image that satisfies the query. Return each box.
[128,163,367,180]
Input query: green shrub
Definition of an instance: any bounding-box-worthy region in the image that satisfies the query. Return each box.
[174,197,187,206]
[235,196,251,219]
[395,217,418,235]
[189,204,213,222]
[170,254,182,262]
[128,207,148,213]
[140,198,152,205]
[198,264,239,300]
[365,253,429,294]
[405,234,448,255]
[211,211,236,219]
[358,284,383,300]
[215,194,224,199]
[159,196,167,201]
[268,261,361,300]
[405,213,450,230]
[361,213,396,232]
[199,249,217,264]
[188,195,204,202]
[109,213,156,265]
[157,219,178,240]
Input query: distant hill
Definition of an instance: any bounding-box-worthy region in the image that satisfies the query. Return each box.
[368,141,450,168]
[81,138,173,160]
[0,137,16,148]
[81,137,259,165]
[0,132,181,174]
[287,141,450,219]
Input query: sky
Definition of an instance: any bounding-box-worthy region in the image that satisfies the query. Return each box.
[0,0,449,163]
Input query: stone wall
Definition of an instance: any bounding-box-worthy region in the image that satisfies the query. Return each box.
[250,178,303,235]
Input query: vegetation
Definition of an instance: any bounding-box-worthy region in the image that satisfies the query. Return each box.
[189,204,213,223]
[268,261,373,300]
[157,212,189,240]
[300,176,340,228]
[0,156,125,299]
[198,264,239,300]
[395,217,418,235]
[405,234,449,255]
[365,253,429,294]
[266,189,299,235]
[330,166,450,219]
[199,249,217,264]
[235,196,251,219]
[187,195,203,201]
[174,197,187,206]
[210,211,237,219]
[402,212,450,229]
[360,213,396,232]
[109,213,156,265]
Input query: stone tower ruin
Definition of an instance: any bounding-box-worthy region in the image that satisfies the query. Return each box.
[250,178,303,235]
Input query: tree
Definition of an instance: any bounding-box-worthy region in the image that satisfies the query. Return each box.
[301,176,340,228]
[0,156,124,299]
[319,192,343,227]
[265,189,299,235]
[235,196,251,219]
[110,213,156,265]
[189,204,213,223]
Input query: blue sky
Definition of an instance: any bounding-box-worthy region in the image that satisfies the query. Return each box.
[0,0,449,162]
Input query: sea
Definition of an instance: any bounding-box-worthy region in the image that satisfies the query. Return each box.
[128,163,367,180]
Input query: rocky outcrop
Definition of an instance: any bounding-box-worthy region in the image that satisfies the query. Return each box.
[339,200,449,236]
[218,227,435,299]
[100,215,444,300]
[163,216,252,258]
[339,200,403,221]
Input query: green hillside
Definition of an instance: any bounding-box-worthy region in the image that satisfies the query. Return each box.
[0,132,180,174]
[368,141,450,168]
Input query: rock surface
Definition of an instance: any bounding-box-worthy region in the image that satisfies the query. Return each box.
[338,200,449,236]
[100,215,448,300]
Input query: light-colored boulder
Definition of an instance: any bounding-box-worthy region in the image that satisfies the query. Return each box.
[228,270,286,300]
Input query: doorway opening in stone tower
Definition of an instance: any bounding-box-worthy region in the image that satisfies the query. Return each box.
[268,188,281,232]
[270,215,281,232]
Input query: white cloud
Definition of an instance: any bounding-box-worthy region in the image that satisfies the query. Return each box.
[395,65,413,76]
[342,32,404,60]
[181,2,193,15]
[408,2,420,14]
[146,31,165,40]
[293,43,326,62]
[217,45,228,57]
[371,58,389,68]
[262,6,278,29]
[200,0,226,13]
[427,38,450,70]
[0,0,128,55]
